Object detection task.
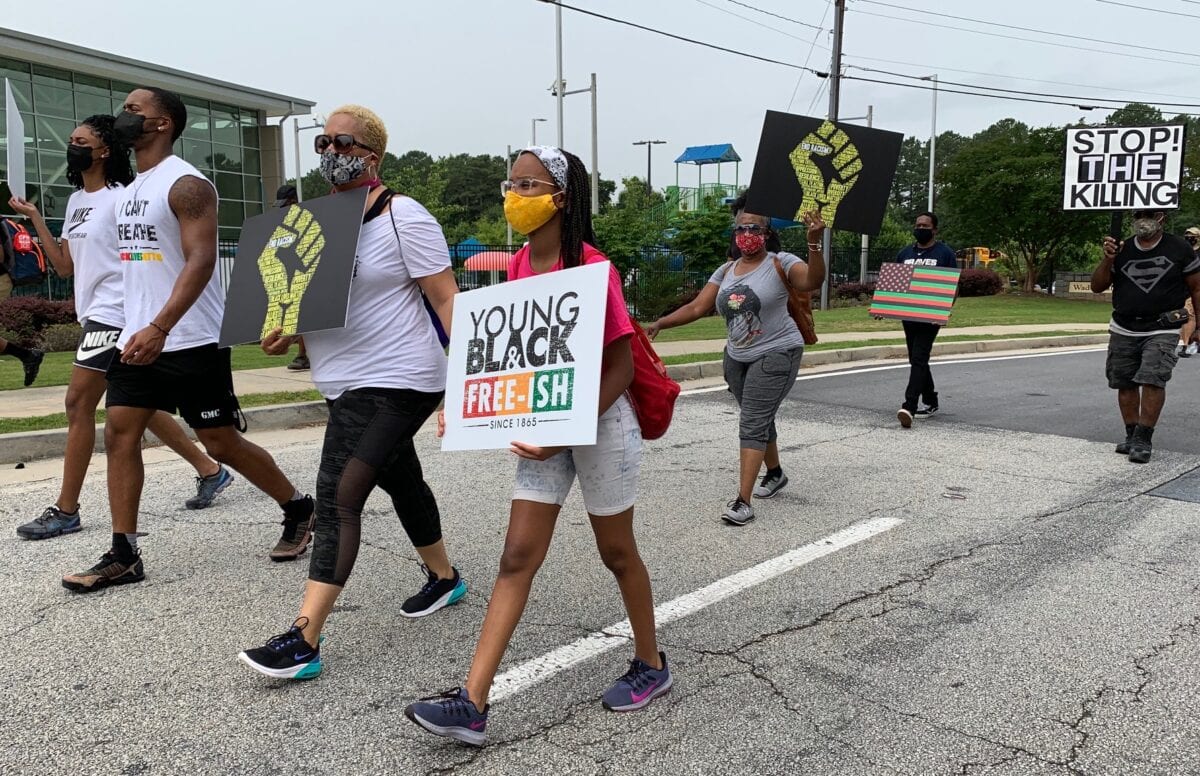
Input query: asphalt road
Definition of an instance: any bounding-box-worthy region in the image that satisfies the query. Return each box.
[2,347,1199,776]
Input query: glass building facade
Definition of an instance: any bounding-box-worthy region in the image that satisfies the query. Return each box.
[0,56,271,239]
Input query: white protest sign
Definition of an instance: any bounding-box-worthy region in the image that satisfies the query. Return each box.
[441,261,609,452]
[4,79,26,201]
[1063,125,1185,211]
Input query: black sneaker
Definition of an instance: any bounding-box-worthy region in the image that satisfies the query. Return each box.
[238,618,322,680]
[400,565,468,618]
[22,349,45,387]
[286,354,310,371]
[17,505,81,540]
[1128,424,1154,464]
[270,495,315,561]
[61,550,144,593]
[914,405,939,419]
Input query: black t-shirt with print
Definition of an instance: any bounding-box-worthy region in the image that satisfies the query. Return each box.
[1112,232,1200,331]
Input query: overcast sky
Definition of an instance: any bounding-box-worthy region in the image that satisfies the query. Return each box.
[8,0,1200,190]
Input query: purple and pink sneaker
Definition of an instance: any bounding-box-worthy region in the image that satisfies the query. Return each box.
[405,688,489,746]
[602,651,672,711]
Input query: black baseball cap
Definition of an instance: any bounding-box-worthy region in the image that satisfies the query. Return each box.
[274,184,297,207]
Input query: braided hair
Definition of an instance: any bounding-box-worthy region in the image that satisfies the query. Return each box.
[67,115,134,189]
[559,149,595,268]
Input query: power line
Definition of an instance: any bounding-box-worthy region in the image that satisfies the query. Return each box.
[850,6,1200,70]
[856,0,1200,60]
[540,0,816,72]
[786,0,833,112]
[692,0,815,41]
[848,63,1200,108]
[722,0,825,30]
[1096,0,1200,18]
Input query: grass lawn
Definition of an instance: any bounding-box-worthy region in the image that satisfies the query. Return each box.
[0,344,291,392]
[659,330,1104,366]
[651,293,1112,342]
[0,389,322,435]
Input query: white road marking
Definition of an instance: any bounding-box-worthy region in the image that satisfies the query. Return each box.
[489,516,903,702]
[680,347,1107,396]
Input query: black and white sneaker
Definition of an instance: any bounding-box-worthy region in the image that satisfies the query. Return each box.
[897,408,913,428]
[753,471,788,499]
[238,618,322,680]
[913,405,939,419]
[400,565,467,618]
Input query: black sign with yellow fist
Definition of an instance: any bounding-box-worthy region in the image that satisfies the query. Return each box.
[745,110,903,236]
[218,187,368,347]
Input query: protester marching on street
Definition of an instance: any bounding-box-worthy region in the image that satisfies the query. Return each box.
[1093,208,1200,463]
[60,88,315,593]
[404,146,670,746]
[891,212,959,428]
[238,105,467,682]
[645,193,826,526]
[8,115,233,541]
[1178,226,1200,358]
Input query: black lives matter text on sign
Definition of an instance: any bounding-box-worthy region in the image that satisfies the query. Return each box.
[1063,125,1186,211]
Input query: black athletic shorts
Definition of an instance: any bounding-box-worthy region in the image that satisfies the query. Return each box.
[105,343,244,430]
[74,320,122,372]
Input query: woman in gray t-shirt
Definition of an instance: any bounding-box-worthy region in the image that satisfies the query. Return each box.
[648,197,826,525]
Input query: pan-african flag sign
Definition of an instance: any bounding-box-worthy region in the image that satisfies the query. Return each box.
[868,263,961,325]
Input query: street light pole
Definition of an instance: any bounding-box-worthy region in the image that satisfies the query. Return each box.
[925,74,938,212]
[564,74,600,214]
[292,117,323,202]
[555,1,564,148]
[531,117,547,146]
[506,144,513,245]
[632,140,666,195]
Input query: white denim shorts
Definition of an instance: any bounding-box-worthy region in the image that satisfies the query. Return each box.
[513,393,642,516]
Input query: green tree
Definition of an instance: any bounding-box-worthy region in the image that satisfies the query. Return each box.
[669,198,732,275]
[940,119,1106,290]
[592,177,667,273]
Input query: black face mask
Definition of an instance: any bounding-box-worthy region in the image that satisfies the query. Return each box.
[66,144,97,174]
[113,111,151,145]
[913,227,935,244]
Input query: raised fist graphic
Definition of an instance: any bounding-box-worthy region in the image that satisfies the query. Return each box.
[789,120,862,225]
[258,204,325,339]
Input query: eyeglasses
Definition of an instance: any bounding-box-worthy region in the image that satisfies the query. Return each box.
[314,134,377,155]
[732,224,767,234]
[501,178,558,196]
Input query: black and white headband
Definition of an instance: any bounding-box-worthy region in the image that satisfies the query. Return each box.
[523,145,568,190]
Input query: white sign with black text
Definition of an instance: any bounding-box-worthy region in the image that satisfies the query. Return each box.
[1063,125,1186,211]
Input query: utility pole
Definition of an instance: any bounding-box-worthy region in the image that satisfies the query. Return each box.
[820,0,846,311]
[555,1,564,148]
[506,144,513,245]
[861,105,873,283]
[926,74,938,212]
[632,140,666,195]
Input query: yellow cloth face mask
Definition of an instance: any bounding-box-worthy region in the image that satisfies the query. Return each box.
[504,191,559,235]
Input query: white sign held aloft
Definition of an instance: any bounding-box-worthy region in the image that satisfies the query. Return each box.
[5,79,25,201]
[441,260,609,452]
[1063,125,1186,211]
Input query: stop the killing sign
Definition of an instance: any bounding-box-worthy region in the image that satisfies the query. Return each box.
[1063,125,1186,211]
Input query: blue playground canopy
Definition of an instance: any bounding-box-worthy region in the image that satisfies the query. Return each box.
[674,144,742,165]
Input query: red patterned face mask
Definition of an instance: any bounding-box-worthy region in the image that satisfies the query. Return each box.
[735,231,766,256]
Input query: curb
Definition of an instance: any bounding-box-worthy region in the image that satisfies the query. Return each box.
[1,334,1109,466]
[1,401,329,466]
[663,334,1109,383]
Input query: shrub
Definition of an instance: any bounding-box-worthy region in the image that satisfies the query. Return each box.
[39,322,83,352]
[957,268,1003,297]
[833,281,876,300]
[0,328,37,348]
[0,297,77,339]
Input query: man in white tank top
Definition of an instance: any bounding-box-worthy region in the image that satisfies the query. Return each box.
[62,88,315,594]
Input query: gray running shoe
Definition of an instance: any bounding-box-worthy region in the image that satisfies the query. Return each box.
[753,471,788,499]
[722,498,755,526]
[186,466,234,510]
[17,505,81,540]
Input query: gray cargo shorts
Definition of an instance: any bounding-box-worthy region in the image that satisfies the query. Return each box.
[1106,331,1179,389]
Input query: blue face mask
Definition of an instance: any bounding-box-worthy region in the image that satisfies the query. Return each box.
[318,151,367,186]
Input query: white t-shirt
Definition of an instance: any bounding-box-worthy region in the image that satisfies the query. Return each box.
[63,185,125,328]
[305,194,451,400]
[115,155,224,352]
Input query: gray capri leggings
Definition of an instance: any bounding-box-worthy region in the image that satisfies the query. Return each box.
[723,346,804,451]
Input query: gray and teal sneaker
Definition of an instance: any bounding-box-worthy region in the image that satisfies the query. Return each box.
[602,652,672,711]
[185,466,234,510]
[405,688,489,746]
[238,618,322,680]
[17,505,81,540]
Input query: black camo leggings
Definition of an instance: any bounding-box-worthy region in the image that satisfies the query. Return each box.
[309,387,444,586]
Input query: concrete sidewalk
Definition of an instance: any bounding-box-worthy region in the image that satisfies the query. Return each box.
[1,323,1111,420]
